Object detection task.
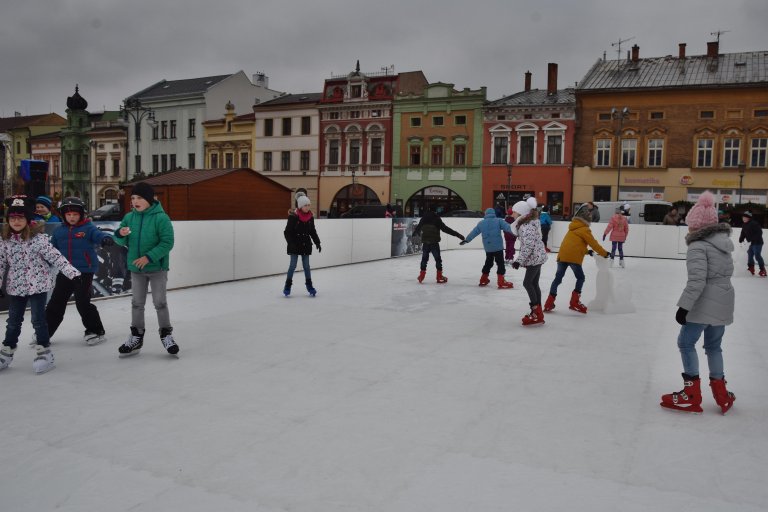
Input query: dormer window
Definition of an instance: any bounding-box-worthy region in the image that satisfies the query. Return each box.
[351,85,362,98]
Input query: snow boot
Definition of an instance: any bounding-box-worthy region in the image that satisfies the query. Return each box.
[543,294,556,312]
[748,264,755,275]
[660,374,703,413]
[417,270,426,283]
[497,274,514,289]
[118,327,144,357]
[0,345,16,371]
[283,279,292,296]
[306,280,317,296]
[32,345,55,374]
[478,273,490,286]
[568,290,587,314]
[160,327,179,355]
[84,330,106,346]
[522,304,545,326]
[709,377,735,415]
[760,267,767,278]
[436,271,448,283]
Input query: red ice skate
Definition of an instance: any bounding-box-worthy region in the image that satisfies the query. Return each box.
[709,377,736,415]
[568,290,587,314]
[543,294,556,312]
[497,274,514,289]
[417,270,426,283]
[661,374,703,413]
[748,264,755,275]
[759,267,767,278]
[522,305,545,326]
[478,273,490,286]
[436,271,448,283]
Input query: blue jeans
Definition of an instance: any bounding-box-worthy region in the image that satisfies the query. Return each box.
[420,243,442,271]
[747,243,764,268]
[549,262,585,296]
[611,241,624,260]
[4,293,49,349]
[287,254,311,282]
[677,322,725,379]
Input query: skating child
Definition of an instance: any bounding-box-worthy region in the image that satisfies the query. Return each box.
[661,191,736,415]
[539,205,553,252]
[33,195,61,223]
[509,198,548,325]
[113,182,178,357]
[460,208,515,289]
[603,207,629,268]
[0,196,81,374]
[46,197,114,346]
[283,194,321,296]
[503,207,517,263]
[543,207,608,314]
[738,211,764,276]
[413,207,464,283]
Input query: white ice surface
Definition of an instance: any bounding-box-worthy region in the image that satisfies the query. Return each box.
[1,250,767,512]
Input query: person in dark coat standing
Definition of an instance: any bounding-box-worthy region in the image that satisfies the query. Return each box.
[283,195,321,296]
[738,211,765,276]
[413,207,464,283]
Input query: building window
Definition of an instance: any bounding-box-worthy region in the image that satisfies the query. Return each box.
[497,115,506,121]
[492,136,508,164]
[751,138,767,167]
[112,159,119,177]
[410,145,421,165]
[170,120,176,139]
[454,144,466,165]
[598,113,612,121]
[349,140,360,165]
[188,153,195,168]
[329,112,340,120]
[152,125,159,140]
[264,118,273,136]
[188,119,196,138]
[152,155,159,173]
[329,140,339,165]
[649,111,664,120]
[723,138,740,167]
[241,152,249,168]
[210,154,218,169]
[349,111,361,119]
[410,117,422,127]
[726,109,743,120]
[370,138,382,165]
[595,139,611,167]
[225,153,233,168]
[621,139,637,167]
[520,135,535,164]
[301,116,311,135]
[431,145,443,165]
[454,115,467,125]
[281,151,290,171]
[300,150,310,171]
[161,121,168,139]
[546,135,562,164]
[98,159,106,177]
[351,84,362,98]
[699,110,715,119]
[282,118,291,136]
[432,116,444,126]
[170,154,176,170]
[754,109,768,118]
[697,139,713,167]
[263,152,272,171]
[648,139,664,167]
[371,109,382,118]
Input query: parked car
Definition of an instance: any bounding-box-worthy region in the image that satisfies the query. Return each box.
[89,203,123,221]
[441,209,484,218]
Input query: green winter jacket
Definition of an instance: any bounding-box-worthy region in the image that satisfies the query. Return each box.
[114,201,174,273]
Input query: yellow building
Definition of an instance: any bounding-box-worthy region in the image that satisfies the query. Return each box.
[203,101,255,170]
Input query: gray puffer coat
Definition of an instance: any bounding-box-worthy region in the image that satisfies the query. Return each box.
[677,223,734,325]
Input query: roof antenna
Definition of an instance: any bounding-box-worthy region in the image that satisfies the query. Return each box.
[710,29,730,42]
[611,36,635,63]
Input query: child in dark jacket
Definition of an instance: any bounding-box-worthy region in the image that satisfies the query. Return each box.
[738,211,764,276]
[46,197,114,346]
[413,208,464,283]
[461,208,515,289]
[284,195,321,296]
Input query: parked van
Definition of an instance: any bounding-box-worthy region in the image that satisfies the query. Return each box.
[573,200,672,225]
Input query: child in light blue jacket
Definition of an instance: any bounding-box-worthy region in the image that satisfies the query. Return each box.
[461,208,515,289]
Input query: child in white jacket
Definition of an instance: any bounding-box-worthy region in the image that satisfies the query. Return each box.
[510,198,548,325]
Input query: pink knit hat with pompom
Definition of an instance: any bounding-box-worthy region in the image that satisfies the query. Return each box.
[686,191,718,229]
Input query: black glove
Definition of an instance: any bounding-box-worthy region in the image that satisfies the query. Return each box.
[315,244,321,253]
[459,240,468,245]
[587,250,594,256]
[602,235,606,241]
[101,237,115,247]
[0,288,4,298]
[512,261,520,270]
[675,307,688,325]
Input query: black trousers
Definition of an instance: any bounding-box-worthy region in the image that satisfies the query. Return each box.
[522,264,542,306]
[45,272,104,337]
[420,243,443,271]
[482,250,506,275]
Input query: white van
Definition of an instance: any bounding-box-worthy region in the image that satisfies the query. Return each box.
[574,200,672,225]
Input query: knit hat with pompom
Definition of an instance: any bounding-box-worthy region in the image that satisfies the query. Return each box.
[686,191,718,229]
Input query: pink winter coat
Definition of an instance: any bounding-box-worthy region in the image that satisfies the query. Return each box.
[604,213,629,242]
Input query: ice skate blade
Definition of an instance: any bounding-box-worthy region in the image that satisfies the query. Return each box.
[34,364,55,375]
[568,307,587,314]
[118,350,141,358]
[660,402,702,414]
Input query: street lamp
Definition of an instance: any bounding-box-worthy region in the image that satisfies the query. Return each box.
[738,161,746,204]
[120,98,157,178]
[611,107,630,202]
[506,162,513,208]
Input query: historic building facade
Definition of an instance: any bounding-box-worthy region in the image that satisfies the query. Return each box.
[88,111,128,208]
[392,83,486,216]
[203,101,255,170]
[484,64,575,218]
[60,87,93,205]
[29,131,62,201]
[574,41,768,209]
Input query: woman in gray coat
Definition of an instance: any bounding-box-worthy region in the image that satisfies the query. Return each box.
[660,191,736,415]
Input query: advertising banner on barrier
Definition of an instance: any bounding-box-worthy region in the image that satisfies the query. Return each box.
[0,221,132,313]
[391,218,422,257]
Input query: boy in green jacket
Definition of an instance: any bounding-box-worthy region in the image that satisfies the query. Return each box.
[113,182,178,357]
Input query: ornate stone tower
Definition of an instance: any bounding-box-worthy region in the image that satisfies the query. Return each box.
[61,85,91,204]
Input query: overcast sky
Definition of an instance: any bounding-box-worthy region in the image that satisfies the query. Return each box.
[1,0,766,117]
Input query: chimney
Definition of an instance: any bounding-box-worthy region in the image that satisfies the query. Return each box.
[524,70,532,92]
[631,44,640,62]
[678,43,687,59]
[547,63,558,95]
[707,41,719,58]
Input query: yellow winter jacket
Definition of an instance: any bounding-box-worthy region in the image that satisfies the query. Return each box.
[557,217,609,264]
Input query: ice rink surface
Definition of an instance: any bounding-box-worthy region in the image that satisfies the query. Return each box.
[1,249,766,512]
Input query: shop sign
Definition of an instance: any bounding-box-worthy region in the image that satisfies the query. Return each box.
[680,175,694,185]
[424,186,449,196]
[619,191,665,200]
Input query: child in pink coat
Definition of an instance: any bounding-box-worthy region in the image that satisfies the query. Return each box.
[603,207,629,268]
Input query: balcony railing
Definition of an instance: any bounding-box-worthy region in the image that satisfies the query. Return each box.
[321,164,390,176]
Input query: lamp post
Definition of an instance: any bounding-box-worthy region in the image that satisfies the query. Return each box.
[120,98,157,178]
[738,161,746,205]
[611,107,630,202]
[506,162,513,208]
